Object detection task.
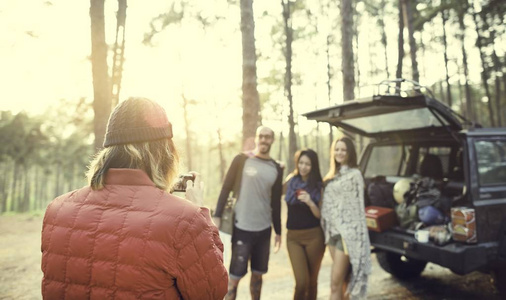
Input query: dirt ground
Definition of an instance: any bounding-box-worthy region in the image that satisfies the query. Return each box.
[0,213,43,300]
[0,213,500,300]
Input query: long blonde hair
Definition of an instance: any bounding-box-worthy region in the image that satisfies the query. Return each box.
[323,136,358,183]
[87,138,179,191]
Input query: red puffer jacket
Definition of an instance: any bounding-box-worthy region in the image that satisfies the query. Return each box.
[41,169,228,300]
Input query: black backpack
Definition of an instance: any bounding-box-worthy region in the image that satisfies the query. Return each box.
[367,176,396,208]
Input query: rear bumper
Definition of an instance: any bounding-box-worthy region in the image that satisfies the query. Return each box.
[369,229,499,274]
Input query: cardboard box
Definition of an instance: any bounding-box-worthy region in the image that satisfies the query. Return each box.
[451,207,477,243]
[365,206,398,232]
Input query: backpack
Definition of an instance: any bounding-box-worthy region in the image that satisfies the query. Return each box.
[367,176,396,208]
[395,202,418,229]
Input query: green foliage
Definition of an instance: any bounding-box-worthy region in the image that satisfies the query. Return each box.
[0,113,46,165]
[144,3,185,45]
[0,98,94,214]
[143,0,227,45]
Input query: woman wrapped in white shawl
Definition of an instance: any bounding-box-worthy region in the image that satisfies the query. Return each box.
[321,136,371,300]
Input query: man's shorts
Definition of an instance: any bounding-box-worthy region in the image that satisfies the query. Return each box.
[229,226,271,280]
[327,234,346,253]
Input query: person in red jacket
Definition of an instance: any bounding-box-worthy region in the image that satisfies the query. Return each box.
[41,97,228,300]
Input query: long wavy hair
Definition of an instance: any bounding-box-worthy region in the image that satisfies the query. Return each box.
[323,136,358,182]
[291,148,323,190]
[86,138,179,191]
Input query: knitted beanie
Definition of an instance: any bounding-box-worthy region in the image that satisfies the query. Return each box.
[103,97,173,147]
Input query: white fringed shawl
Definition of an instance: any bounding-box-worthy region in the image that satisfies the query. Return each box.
[321,167,371,299]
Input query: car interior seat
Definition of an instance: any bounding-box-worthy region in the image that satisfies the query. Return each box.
[420,154,444,180]
[449,149,464,180]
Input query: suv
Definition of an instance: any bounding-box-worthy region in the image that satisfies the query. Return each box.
[304,80,506,296]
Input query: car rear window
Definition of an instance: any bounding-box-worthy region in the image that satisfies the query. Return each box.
[364,145,411,177]
[341,108,451,135]
[364,144,457,179]
[475,140,506,185]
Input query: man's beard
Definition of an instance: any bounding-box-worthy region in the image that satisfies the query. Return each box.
[259,143,271,154]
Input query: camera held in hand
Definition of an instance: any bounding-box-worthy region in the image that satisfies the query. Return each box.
[173,174,195,192]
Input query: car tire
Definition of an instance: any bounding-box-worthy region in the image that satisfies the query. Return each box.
[492,268,506,299]
[376,251,427,279]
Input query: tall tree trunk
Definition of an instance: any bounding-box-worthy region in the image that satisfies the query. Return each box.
[341,0,355,101]
[498,55,506,124]
[379,0,389,79]
[278,131,284,162]
[396,0,404,90]
[492,55,503,128]
[69,163,76,191]
[439,81,446,103]
[315,122,321,159]
[441,6,452,107]
[419,23,428,81]
[401,0,419,83]
[110,0,127,108]
[353,3,360,98]
[54,162,62,198]
[182,94,192,170]
[240,0,260,150]
[0,162,8,212]
[34,166,41,209]
[321,0,333,146]
[486,15,503,127]
[282,0,297,173]
[502,56,506,114]
[20,164,30,212]
[326,34,333,146]
[10,162,20,212]
[368,38,375,80]
[217,128,226,181]
[40,170,48,209]
[90,0,111,151]
[456,63,466,114]
[457,2,473,121]
[471,8,495,126]
[315,1,334,147]
[502,62,506,125]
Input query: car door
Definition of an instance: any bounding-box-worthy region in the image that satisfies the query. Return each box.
[467,132,506,243]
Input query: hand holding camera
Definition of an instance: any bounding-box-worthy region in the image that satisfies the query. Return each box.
[179,172,204,206]
[173,174,196,192]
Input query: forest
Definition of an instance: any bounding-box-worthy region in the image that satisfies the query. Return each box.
[0,0,505,213]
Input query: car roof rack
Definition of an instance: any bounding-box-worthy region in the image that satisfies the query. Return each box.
[374,78,436,98]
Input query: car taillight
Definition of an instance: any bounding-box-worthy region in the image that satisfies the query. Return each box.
[451,207,477,243]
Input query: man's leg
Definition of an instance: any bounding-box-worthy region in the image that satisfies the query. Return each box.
[250,273,262,300]
[225,278,241,300]
[249,227,271,300]
[227,227,253,300]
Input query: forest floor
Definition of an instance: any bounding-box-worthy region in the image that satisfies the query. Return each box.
[0,212,500,300]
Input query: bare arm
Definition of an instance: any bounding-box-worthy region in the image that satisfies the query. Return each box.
[298,191,321,219]
[282,173,294,195]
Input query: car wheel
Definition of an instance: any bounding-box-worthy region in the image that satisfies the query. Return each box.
[492,268,506,298]
[376,251,427,279]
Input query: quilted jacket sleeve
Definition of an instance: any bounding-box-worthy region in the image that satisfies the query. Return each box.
[175,207,228,299]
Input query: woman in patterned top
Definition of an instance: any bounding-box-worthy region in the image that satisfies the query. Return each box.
[284,149,325,300]
[321,137,371,300]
